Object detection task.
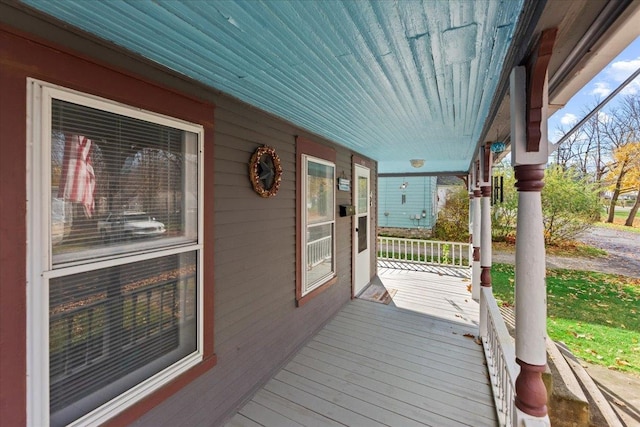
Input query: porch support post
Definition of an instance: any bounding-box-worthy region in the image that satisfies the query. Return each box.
[510,60,552,426]
[472,188,481,300]
[468,172,473,257]
[478,144,492,337]
[471,167,481,301]
[514,164,548,421]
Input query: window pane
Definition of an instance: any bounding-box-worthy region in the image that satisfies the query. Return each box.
[305,223,333,291]
[49,252,198,427]
[51,99,198,265]
[358,216,368,253]
[358,176,368,214]
[306,161,334,224]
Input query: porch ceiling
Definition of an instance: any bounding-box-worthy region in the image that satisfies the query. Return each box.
[18,1,638,175]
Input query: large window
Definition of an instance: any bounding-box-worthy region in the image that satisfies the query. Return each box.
[303,157,336,293]
[296,138,337,305]
[28,80,204,426]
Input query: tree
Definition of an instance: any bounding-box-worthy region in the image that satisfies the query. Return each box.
[492,165,600,245]
[491,167,518,241]
[551,94,640,186]
[603,142,640,224]
[554,104,614,181]
[432,185,469,242]
[541,165,601,244]
[625,189,640,227]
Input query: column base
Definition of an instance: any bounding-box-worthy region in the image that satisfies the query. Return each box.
[481,266,491,287]
[515,358,548,417]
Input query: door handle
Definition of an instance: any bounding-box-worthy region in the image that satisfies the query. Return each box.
[355,228,359,232]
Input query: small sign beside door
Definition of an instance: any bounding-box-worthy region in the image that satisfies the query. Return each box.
[337,178,350,191]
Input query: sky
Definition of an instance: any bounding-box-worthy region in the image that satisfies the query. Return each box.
[547,35,640,144]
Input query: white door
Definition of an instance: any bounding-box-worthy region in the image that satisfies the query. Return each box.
[353,164,371,296]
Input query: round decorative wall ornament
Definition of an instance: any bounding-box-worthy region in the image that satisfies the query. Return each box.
[249,145,282,197]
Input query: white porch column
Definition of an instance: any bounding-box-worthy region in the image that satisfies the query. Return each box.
[478,144,492,337]
[471,168,481,301]
[468,173,473,257]
[510,64,550,426]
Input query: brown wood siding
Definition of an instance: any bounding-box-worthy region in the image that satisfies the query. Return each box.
[137,95,355,427]
[0,10,376,426]
[0,26,218,427]
[0,29,28,427]
[336,153,356,293]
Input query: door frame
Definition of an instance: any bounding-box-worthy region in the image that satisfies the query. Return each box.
[352,156,374,297]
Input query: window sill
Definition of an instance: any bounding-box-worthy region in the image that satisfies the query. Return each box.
[296,276,338,307]
[103,354,217,427]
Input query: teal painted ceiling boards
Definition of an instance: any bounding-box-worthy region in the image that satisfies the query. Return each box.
[23,0,524,174]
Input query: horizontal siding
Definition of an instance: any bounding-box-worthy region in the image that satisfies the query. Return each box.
[378,176,436,229]
[0,18,377,427]
[134,91,364,426]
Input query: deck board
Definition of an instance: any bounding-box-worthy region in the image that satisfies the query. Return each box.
[299,341,492,407]
[239,401,305,427]
[318,319,487,378]
[225,266,498,427]
[252,390,345,427]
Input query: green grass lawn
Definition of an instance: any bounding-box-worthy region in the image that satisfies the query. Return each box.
[491,263,640,375]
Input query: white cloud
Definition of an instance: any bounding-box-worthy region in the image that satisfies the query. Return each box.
[590,81,611,97]
[606,57,640,95]
[607,57,640,82]
[560,113,578,126]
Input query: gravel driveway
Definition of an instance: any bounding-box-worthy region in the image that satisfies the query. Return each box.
[493,226,640,278]
[576,227,640,278]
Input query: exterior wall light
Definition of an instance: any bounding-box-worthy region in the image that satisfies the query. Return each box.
[410,159,425,168]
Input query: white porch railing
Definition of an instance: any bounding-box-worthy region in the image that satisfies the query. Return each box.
[377,236,517,425]
[377,236,471,268]
[307,235,332,268]
[481,286,519,427]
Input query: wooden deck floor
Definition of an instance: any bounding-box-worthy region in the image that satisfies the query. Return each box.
[225,266,497,427]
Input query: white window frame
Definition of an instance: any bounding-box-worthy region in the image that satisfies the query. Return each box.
[26,79,204,427]
[301,154,336,295]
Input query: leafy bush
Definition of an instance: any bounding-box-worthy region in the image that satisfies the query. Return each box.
[492,168,518,242]
[432,186,469,242]
[492,165,600,245]
[542,165,601,244]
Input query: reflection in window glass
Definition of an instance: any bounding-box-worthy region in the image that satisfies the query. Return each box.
[358,176,368,214]
[303,157,335,294]
[51,99,198,265]
[31,82,204,427]
[358,216,368,253]
[305,223,333,288]
[49,252,197,427]
[306,160,334,224]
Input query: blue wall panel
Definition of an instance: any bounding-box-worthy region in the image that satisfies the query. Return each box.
[378,176,437,229]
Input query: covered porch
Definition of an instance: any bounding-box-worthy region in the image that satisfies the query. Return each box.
[2,1,640,426]
[226,264,500,427]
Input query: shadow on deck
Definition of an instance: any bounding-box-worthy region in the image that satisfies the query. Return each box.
[226,265,497,427]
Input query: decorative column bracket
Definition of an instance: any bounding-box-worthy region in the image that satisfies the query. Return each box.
[526,28,557,152]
